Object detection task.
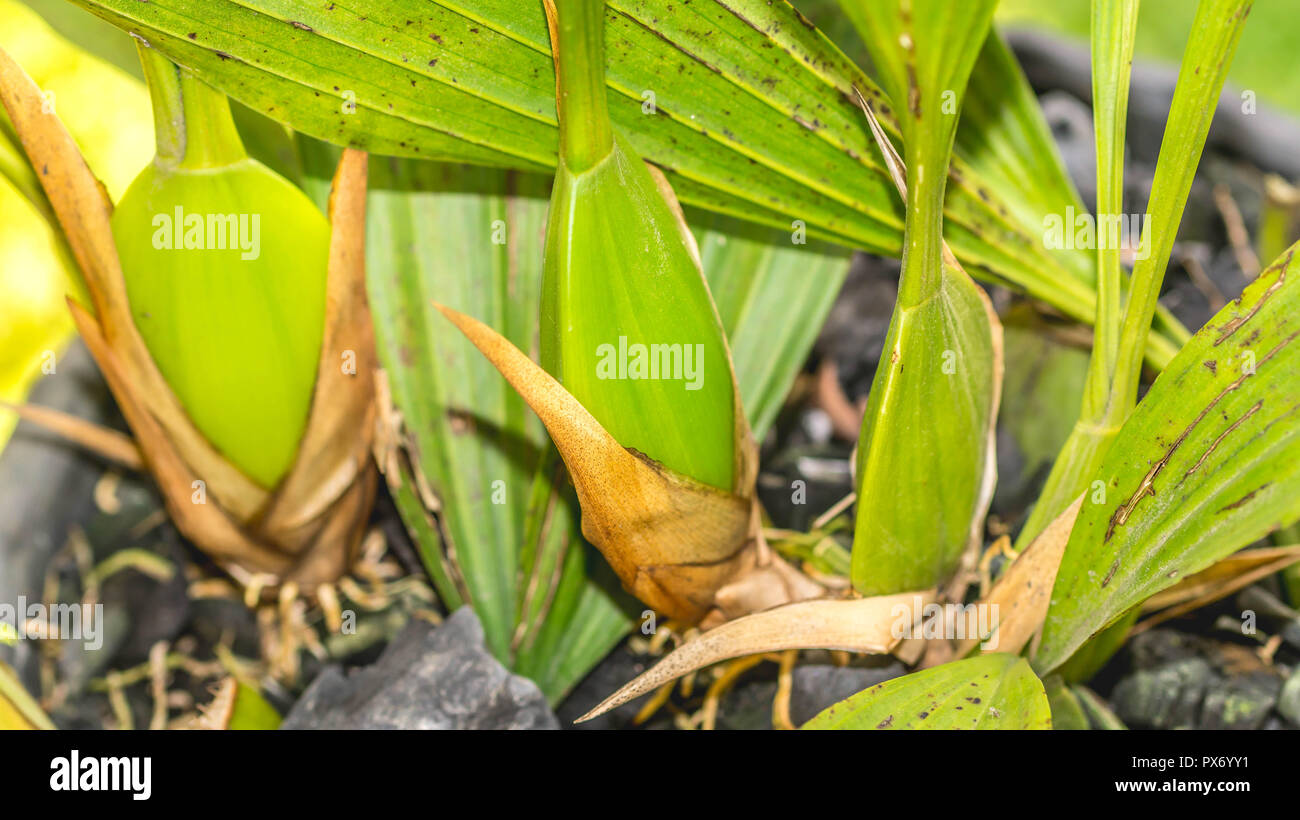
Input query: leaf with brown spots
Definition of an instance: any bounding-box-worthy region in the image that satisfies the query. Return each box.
[1135,544,1300,633]
[804,652,1051,729]
[66,0,1185,366]
[1037,243,1300,673]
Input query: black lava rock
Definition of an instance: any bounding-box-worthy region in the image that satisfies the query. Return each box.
[281,608,557,730]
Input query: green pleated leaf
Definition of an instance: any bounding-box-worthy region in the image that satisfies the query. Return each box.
[844,0,1002,596]
[695,211,850,443]
[364,158,632,702]
[69,0,1182,366]
[804,653,1051,729]
[957,31,1088,261]
[1036,245,1300,674]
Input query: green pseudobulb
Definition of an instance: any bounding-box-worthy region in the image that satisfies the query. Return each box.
[112,52,329,489]
[542,131,736,492]
[112,160,329,489]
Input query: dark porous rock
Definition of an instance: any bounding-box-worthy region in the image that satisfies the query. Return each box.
[1111,656,1216,730]
[1109,629,1293,729]
[557,642,659,730]
[756,445,854,532]
[1237,585,1298,624]
[1280,620,1300,654]
[1277,667,1300,728]
[1111,631,1221,729]
[281,608,557,730]
[716,678,778,731]
[1008,29,1300,178]
[716,657,908,729]
[789,660,907,726]
[1198,672,1282,730]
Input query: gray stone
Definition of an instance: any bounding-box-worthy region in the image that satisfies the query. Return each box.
[281,608,558,730]
[1111,656,1217,730]
[1280,620,1300,653]
[789,661,906,726]
[716,680,777,731]
[1278,668,1300,728]
[1199,672,1281,730]
[557,644,656,730]
[1007,29,1300,178]
[1238,586,1298,624]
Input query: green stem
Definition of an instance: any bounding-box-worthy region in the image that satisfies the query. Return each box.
[897,139,945,307]
[1112,0,1251,412]
[1258,176,1299,265]
[1015,0,1250,550]
[550,0,613,173]
[137,43,246,170]
[1081,0,1139,429]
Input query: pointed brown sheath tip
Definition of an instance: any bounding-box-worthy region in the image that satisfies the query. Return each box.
[575,591,935,723]
[431,301,628,466]
[433,300,762,622]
